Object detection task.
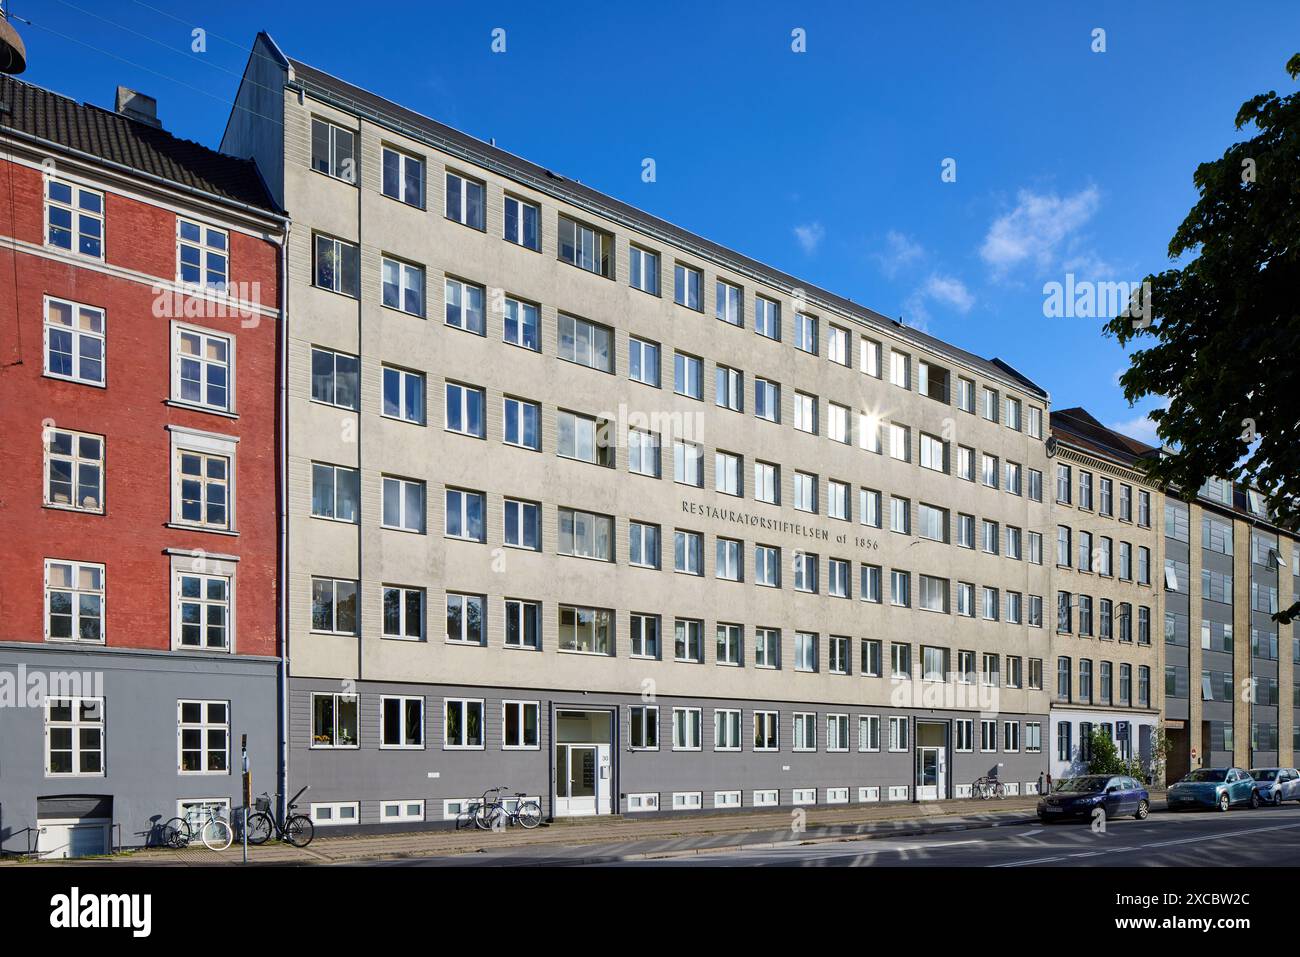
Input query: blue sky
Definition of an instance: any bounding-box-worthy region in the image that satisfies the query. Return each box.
[12,0,1299,441]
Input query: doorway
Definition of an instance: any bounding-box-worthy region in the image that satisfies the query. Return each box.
[915,722,947,801]
[554,709,613,817]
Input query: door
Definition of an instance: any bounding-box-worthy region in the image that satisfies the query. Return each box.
[916,747,941,801]
[555,744,597,816]
[38,818,109,859]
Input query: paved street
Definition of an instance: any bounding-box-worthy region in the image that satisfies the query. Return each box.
[369,803,1300,867]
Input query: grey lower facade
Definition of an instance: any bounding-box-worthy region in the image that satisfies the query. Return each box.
[0,643,279,857]
[289,676,1048,829]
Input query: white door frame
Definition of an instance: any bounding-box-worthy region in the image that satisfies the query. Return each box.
[552,707,615,818]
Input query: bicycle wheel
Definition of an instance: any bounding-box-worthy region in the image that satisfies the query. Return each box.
[201,818,233,851]
[993,783,1006,799]
[245,811,275,846]
[284,815,315,848]
[473,802,500,830]
[516,801,543,829]
[160,817,191,849]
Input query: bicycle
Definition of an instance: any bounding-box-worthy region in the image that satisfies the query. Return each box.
[245,785,315,847]
[971,775,1006,800]
[160,805,233,851]
[472,786,543,830]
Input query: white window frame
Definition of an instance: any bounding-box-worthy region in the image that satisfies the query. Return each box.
[44,295,106,388]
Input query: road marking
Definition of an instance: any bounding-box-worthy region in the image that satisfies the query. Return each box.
[992,819,1300,866]
[1017,829,1044,837]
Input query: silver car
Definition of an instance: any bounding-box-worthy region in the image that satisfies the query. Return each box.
[1249,767,1300,805]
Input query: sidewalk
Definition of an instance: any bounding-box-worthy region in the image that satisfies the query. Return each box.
[16,795,1054,866]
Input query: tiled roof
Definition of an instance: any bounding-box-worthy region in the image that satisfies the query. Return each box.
[0,74,279,213]
[282,50,1046,398]
[1051,407,1160,467]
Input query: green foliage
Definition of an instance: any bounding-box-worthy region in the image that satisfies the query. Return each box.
[1104,53,1300,528]
[1086,728,1125,775]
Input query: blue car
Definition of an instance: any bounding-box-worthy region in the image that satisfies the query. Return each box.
[1167,767,1260,811]
[1037,774,1150,823]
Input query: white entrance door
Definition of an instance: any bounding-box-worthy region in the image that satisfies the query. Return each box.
[917,747,945,801]
[555,744,613,816]
[38,818,110,859]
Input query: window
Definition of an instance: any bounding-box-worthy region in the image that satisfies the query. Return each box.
[981,719,998,752]
[558,215,613,277]
[956,377,976,413]
[174,571,231,650]
[1006,462,1022,496]
[1120,484,1133,522]
[1007,525,1022,560]
[673,708,702,750]
[918,361,949,402]
[630,705,659,749]
[674,528,704,575]
[755,545,781,588]
[382,146,424,206]
[1098,537,1113,576]
[889,716,909,753]
[311,463,359,523]
[982,454,999,488]
[957,583,974,618]
[674,263,702,310]
[445,171,485,229]
[310,347,359,410]
[920,434,947,472]
[982,520,1000,555]
[503,397,541,451]
[445,698,485,749]
[826,714,850,751]
[981,587,1000,621]
[504,599,541,649]
[382,585,425,640]
[1078,595,1093,636]
[503,194,540,250]
[861,564,883,603]
[795,391,818,434]
[795,632,818,672]
[628,429,661,478]
[795,312,818,354]
[755,378,780,422]
[888,423,910,461]
[45,428,103,512]
[828,325,850,365]
[716,366,744,412]
[716,538,743,581]
[755,628,780,669]
[891,641,912,678]
[1056,464,1072,504]
[1028,406,1043,439]
[861,338,882,377]
[1099,478,1114,516]
[311,577,358,635]
[674,352,703,399]
[755,461,780,505]
[379,257,426,316]
[1078,530,1093,572]
[981,387,999,422]
[313,234,359,297]
[1078,471,1094,510]
[921,645,948,681]
[312,802,360,826]
[557,411,613,466]
[44,297,105,387]
[957,513,975,549]
[794,553,818,593]
[46,698,104,774]
[828,481,850,521]
[556,608,611,655]
[889,496,910,534]
[795,472,818,513]
[311,693,358,748]
[859,714,881,752]
[1029,658,1043,689]
[498,296,542,352]
[714,710,742,750]
[1029,469,1043,502]
[1004,721,1020,753]
[755,295,780,339]
[629,521,660,569]
[1057,657,1072,701]
[1058,526,1073,567]
[382,366,425,424]
[559,508,613,561]
[861,489,882,528]
[559,314,614,372]
[1005,396,1022,431]
[629,337,660,387]
[957,446,975,481]
[890,351,910,389]
[861,639,882,676]
[674,440,703,487]
[503,701,540,749]
[44,560,104,643]
[381,801,426,824]
[716,281,743,326]
[381,697,424,749]
[1138,490,1152,527]
[311,118,355,181]
[177,700,229,772]
[827,634,850,673]
[503,498,541,550]
[793,712,818,751]
[172,435,233,531]
[955,719,973,752]
[382,476,426,534]
[445,278,485,334]
[46,179,103,257]
[754,711,779,750]
[1119,542,1133,581]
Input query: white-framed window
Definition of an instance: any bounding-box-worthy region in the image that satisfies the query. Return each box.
[44,296,105,387]
[1027,405,1043,438]
[381,475,425,534]
[311,462,359,522]
[674,351,703,399]
[754,711,779,750]
[672,791,704,810]
[828,402,850,444]
[716,364,744,412]
[558,313,614,372]
[444,698,485,749]
[827,324,850,365]
[957,377,976,412]
[445,382,486,437]
[444,277,485,334]
[920,575,949,614]
[919,433,946,472]
[558,215,613,277]
[1006,396,1022,431]
[177,218,228,291]
[714,790,742,809]
[755,628,780,669]
[888,422,910,461]
[310,577,358,635]
[754,294,779,339]
[672,707,702,750]
[753,789,779,807]
[44,427,104,512]
[382,585,425,641]
[755,545,780,588]
[674,440,704,487]
[381,146,424,206]
[381,256,425,316]
[558,508,614,561]
[310,346,359,410]
[629,521,660,569]
[794,553,818,593]
[313,233,359,297]
[380,800,426,824]
[629,704,659,749]
[177,699,230,773]
[502,701,540,749]
[889,716,909,752]
[860,338,882,377]
[503,296,541,351]
[890,496,910,534]
[715,451,742,496]
[982,453,999,489]
[890,351,910,389]
[957,582,975,618]
[503,498,541,550]
[311,692,359,749]
[793,712,817,751]
[557,411,614,466]
[795,631,818,672]
[629,337,661,387]
[310,118,356,182]
[755,377,780,422]
[858,714,880,752]
[674,530,704,576]
[558,605,614,655]
[827,714,850,751]
[860,488,882,528]
[503,396,541,451]
[504,599,541,649]
[829,559,850,599]
[169,323,235,414]
[627,793,660,812]
[503,194,540,250]
[716,539,743,582]
[173,565,232,652]
[629,245,660,294]
[46,697,104,775]
[674,263,702,310]
[630,613,661,660]
[171,432,234,532]
[311,802,360,826]
[380,365,425,425]
[46,178,104,258]
[794,471,818,513]
[44,559,104,643]
[827,480,850,521]
[445,170,486,229]
[795,311,818,354]
[445,592,485,644]
[1004,721,1020,753]
[754,460,780,504]
[714,709,742,750]
[716,280,743,326]
[860,564,882,603]
[794,391,818,434]
[674,618,704,662]
[981,386,999,422]
[955,719,973,752]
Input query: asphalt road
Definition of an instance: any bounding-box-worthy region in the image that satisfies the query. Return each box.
[369,802,1300,867]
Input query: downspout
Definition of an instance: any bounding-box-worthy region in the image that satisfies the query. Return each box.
[277,219,290,824]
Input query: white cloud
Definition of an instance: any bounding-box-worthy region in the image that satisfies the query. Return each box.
[980,186,1100,276]
[921,274,974,313]
[1109,398,1170,447]
[875,230,924,278]
[793,222,825,255]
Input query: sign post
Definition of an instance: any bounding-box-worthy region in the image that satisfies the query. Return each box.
[241,734,250,865]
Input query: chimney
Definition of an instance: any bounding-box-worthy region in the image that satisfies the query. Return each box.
[0,0,27,75]
[115,86,161,128]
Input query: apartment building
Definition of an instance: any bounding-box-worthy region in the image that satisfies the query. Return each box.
[0,76,285,856]
[1045,409,1162,780]
[1162,476,1298,781]
[222,33,1056,828]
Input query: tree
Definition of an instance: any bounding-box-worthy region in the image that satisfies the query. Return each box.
[1104,54,1300,549]
[1086,728,1124,776]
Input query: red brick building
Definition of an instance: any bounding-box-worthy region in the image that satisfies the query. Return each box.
[0,76,285,856]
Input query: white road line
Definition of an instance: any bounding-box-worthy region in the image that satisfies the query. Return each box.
[992,819,1300,866]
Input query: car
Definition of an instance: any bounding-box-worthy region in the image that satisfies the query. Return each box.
[1037,774,1150,823]
[1167,767,1260,811]
[1248,767,1300,806]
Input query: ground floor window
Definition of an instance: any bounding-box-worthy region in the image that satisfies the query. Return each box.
[311,802,359,826]
[888,716,908,752]
[503,701,539,749]
[380,800,425,823]
[858,714,880,752]
[630,705,658,749]
[672,791,702,810]
[46,697,103,775]
[955,718,973,752]
[754,711,778,751]
[752,789,778,807]
[445,698,484,749]
[713,790,741,808]
[381,696,424,748]
[627,793,659,812]
[312,693,359,748]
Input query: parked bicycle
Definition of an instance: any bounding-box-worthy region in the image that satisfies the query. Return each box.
[971,775,1006,800]
[245,785,315,847]
[161,804,233,851]
[472,786,543,830]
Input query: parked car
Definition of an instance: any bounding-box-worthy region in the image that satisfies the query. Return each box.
[1037,774,1150,823]
[1248,767,1300,806]
[1167,767,1260,811]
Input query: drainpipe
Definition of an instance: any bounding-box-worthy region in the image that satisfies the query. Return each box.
[277,220,290,824]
